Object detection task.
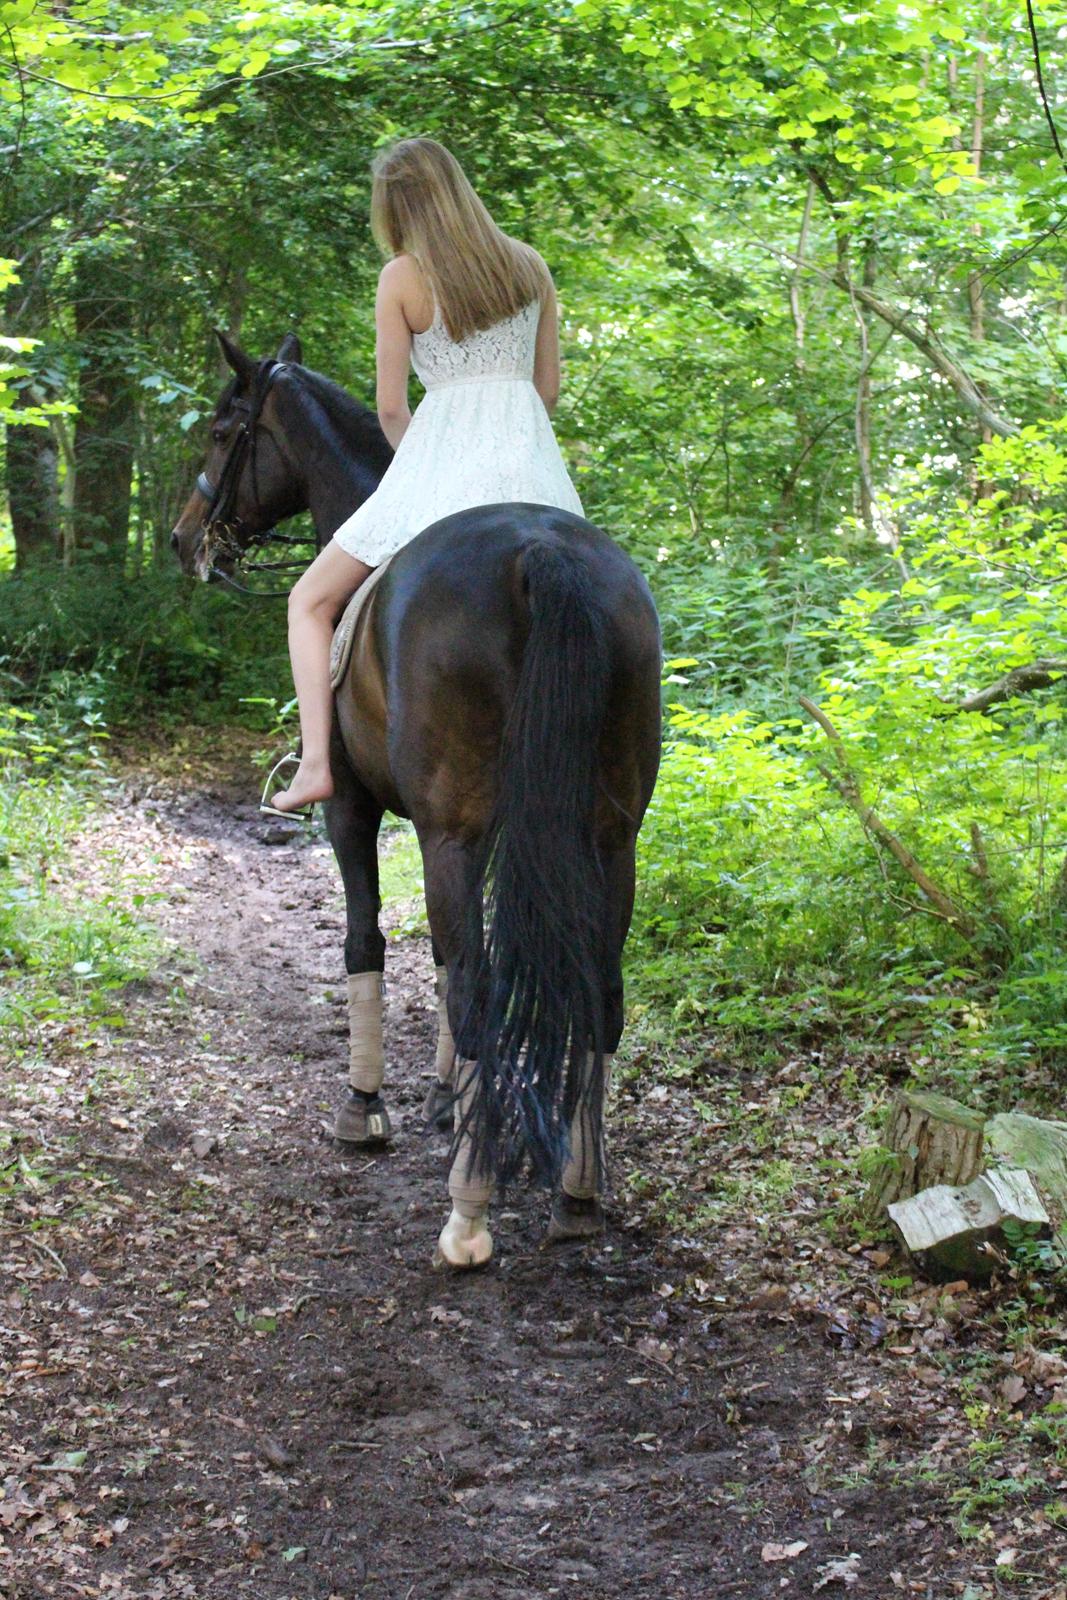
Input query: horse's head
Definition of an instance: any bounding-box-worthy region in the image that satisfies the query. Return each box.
[171,330,306,580]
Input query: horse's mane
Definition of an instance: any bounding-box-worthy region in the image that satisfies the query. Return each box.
[298,366,384,448]
[290,364,393,494]
[212,355,393,512]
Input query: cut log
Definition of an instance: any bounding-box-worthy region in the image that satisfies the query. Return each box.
[985,1113,1067,1241]
[868,1089,986,1213]
[888,1168,1050,1282]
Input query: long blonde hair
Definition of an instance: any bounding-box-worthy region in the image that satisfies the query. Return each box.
[370,138,549,344]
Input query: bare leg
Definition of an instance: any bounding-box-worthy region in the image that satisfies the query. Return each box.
[271,540,373,814]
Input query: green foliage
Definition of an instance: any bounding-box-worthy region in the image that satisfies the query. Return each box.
[0,565,291,718]
[0,689,159,1046]
[631,427,1067,1077]
[1001,1218,1067,1303]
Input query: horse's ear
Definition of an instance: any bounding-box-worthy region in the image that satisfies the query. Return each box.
[214,328,256,385]
[277,332,302,364]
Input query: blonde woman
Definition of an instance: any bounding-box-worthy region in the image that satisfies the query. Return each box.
[268,136,583,816]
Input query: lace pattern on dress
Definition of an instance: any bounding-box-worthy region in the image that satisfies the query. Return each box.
[412,298,541,390]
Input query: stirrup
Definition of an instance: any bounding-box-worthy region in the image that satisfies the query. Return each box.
[259,752,314,821]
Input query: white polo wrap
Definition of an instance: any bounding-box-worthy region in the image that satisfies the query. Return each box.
[347,971,385,1093]
[434,966,456,1085]
[561,1052,614,1200]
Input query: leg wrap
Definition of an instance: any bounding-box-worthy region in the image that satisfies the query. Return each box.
[347,971,385,1094]
[448,1059,493,1220]
[434,966,456,1086]
[561,1052,614,1200]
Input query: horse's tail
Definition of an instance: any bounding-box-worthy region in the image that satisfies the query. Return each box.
[457,538,610,1190]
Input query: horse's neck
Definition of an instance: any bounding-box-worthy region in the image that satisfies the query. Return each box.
[277,376,391,548]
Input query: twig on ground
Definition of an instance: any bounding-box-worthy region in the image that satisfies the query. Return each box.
[82,1148,155,1173]
[30,1237,67,1276]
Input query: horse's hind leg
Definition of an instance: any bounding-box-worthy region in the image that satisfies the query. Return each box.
[323,752,390,1146]
[549,841,634,1242]
[423,937,455,1135]
[420,831,493,1268]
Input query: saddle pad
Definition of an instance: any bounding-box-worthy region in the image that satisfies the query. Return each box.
[329,557,393,690]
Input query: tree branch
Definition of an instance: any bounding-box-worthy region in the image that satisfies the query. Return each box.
[1025,0,1067,175]
[829,270,1015,437]
[958,658,1067,712]
[799,695,978,941]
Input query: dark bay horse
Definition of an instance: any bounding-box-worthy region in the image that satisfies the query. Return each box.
[172,332,661,1267]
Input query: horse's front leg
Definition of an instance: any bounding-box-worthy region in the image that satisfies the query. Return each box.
[323,752,390,1146]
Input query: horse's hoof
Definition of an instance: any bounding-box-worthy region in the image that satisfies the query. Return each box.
[434,1207,493,1269]
[333,1090,393,1146]
[547,1192,604,1242]
[423,1079,453,1135]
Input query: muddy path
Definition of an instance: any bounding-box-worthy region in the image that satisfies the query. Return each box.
[1,767,1014,1598]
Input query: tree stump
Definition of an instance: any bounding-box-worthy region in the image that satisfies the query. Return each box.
[985,1113,1067,1241]
[868,1089,986,1214]
[887,1168,1049,1282]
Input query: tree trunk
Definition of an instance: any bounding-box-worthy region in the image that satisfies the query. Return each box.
[7,388,60,567]
[888,1168,1048,1282]
[770,180,816,572]
[72,252,135,564]
[985,1113,1067,1239]
[4,262,60,566]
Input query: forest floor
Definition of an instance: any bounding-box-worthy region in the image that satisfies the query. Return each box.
[2,737,1066,1600]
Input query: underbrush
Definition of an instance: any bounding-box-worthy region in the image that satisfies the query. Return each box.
[632,426,1067,1098]
[0,562,291,725]
[0,686,159,1051]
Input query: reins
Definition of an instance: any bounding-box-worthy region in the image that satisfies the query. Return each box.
[198,359,314,599]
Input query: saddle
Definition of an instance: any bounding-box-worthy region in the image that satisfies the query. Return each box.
[329,557,393,690]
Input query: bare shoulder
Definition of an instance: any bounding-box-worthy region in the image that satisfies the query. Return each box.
[377,254,432,330]
[524,245,556,310]
[378,254,421,297]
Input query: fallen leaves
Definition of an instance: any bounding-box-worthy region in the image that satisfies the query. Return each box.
[815,1553,862,1588]
[762,1539,809,1562]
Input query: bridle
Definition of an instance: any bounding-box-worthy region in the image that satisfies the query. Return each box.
[197,358,312,599]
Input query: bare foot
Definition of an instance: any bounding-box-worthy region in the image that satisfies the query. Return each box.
[269,759,334,813]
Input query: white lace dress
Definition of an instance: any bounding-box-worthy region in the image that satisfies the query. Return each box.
[331,296,584,566]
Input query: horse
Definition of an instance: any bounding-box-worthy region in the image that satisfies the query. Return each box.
[171,331,661,1268]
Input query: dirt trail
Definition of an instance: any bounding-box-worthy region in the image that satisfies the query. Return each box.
[1,770,997,1598]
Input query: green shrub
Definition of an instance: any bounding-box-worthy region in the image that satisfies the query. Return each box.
[0,563,292,722]
[631,421,1067,1079]
[0,694,159,1047]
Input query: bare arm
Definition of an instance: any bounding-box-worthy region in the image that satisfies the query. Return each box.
[374,259,415,450]
[533,277,562,415]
